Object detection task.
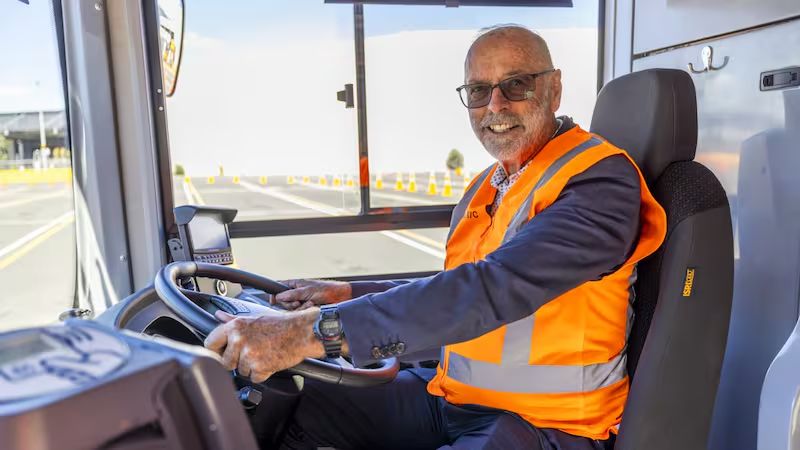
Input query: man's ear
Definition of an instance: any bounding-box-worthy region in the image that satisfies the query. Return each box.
[549,69,563,113]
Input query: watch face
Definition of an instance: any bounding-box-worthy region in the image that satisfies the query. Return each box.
[319,319,341,338]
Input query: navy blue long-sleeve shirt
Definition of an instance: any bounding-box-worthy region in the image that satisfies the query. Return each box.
[338,154,642,367]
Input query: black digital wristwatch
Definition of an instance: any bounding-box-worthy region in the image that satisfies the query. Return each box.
[313,305,344,358]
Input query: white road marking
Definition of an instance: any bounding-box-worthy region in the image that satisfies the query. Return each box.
[239,181,342,216]
[182,181,196,205]
[0,211,74,262]
[0,219,60,226]
[0,186,28,197]
[186,181,206,206]
[239,180,444,259]
[237,209,318,218]
[395,229,446,250]
[189,187,247,194]
[300,177,457,205]
[379,231,445,259]
[371,191,441,205]
[0,190,68,209]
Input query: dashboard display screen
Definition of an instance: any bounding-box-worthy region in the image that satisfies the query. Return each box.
[0,334,54,365]
[188,214,230,251]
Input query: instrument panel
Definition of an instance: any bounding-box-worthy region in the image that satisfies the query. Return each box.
[0,325,130,403]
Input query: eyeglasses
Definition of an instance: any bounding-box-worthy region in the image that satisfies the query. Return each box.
[456,69,556,109]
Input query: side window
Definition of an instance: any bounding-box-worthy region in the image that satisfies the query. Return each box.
[162,1,598,279]
[0,1,74,331]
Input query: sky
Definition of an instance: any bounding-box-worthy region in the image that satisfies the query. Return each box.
[1,0,600,175]
[165,0,599,175]
[0,0,64,113]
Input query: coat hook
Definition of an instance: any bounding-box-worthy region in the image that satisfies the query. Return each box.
[688,46,729,74]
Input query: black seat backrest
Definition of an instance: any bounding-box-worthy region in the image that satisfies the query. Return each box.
[590,69,734,450]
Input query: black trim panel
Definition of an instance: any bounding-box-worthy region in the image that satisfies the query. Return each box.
[143,0,179,237]
[229,208,453,238]
[353,4,371,214]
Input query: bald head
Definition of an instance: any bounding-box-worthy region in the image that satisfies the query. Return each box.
[462,25,562,173]
[466,26,553,74]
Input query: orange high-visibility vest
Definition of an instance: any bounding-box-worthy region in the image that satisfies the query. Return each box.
[427,125,667,440]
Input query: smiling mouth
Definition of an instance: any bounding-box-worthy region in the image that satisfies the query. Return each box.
[486,123,521,134]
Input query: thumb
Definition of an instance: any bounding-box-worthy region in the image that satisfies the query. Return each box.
[215,310,236,323]
[275,286,309,303]
[279,279,304,289]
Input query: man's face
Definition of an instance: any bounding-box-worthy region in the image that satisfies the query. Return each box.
[465,36,561,163]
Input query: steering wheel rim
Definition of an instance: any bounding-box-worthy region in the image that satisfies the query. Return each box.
[154,261,399,386]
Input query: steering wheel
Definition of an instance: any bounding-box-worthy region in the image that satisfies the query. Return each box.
[154,261,399,386]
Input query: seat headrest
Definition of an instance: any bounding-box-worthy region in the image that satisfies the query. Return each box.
[590,69,698,183]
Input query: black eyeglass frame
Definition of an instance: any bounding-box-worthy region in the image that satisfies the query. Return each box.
[456,68,556,108]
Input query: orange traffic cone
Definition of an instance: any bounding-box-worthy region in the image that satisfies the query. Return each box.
[407,173,417,193]
[427,172,438,196]
[442,171,453,197]
[395,172,404,191]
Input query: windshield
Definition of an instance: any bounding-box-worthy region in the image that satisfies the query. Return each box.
[164,0,599,279]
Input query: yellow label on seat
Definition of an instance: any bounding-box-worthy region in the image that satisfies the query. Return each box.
[683,268,695,297]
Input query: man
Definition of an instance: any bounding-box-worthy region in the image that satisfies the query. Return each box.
[205,25,666,449]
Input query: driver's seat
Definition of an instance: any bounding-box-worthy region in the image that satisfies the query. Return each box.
[590,69,734,450]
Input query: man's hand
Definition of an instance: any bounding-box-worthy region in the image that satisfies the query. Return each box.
[203,308,325,383]
[272,279,352,310]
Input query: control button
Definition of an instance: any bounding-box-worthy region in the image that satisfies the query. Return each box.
[371,346,382,359]
[396,342,406,354]
[215,279,228,296]
[226,299,250,314]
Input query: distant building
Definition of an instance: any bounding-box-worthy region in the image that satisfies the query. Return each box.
[0,111,66,160]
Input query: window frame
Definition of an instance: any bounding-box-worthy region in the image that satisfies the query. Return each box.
[325,1,574,6]
[143,0,182,238]
[52,0,78,306]
[147,0,605,240]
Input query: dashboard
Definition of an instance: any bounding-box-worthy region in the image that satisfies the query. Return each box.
[0,320,258,450]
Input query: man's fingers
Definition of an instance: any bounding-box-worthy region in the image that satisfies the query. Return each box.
[250,370,273,384]
[298,300,315,310]
[215,310,236,323]
[220,330,242,370]
[237,352,251,377]
[279,279,302,289]
[274,286,310,303]
[204,324,229,353]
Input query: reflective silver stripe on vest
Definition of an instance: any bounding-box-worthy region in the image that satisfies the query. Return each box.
[497,137,605,367]
[501,315,535,365]
[626,267,638,338]
[503,137,604,244]
[447,350,628,394]
[447,166,494,243]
